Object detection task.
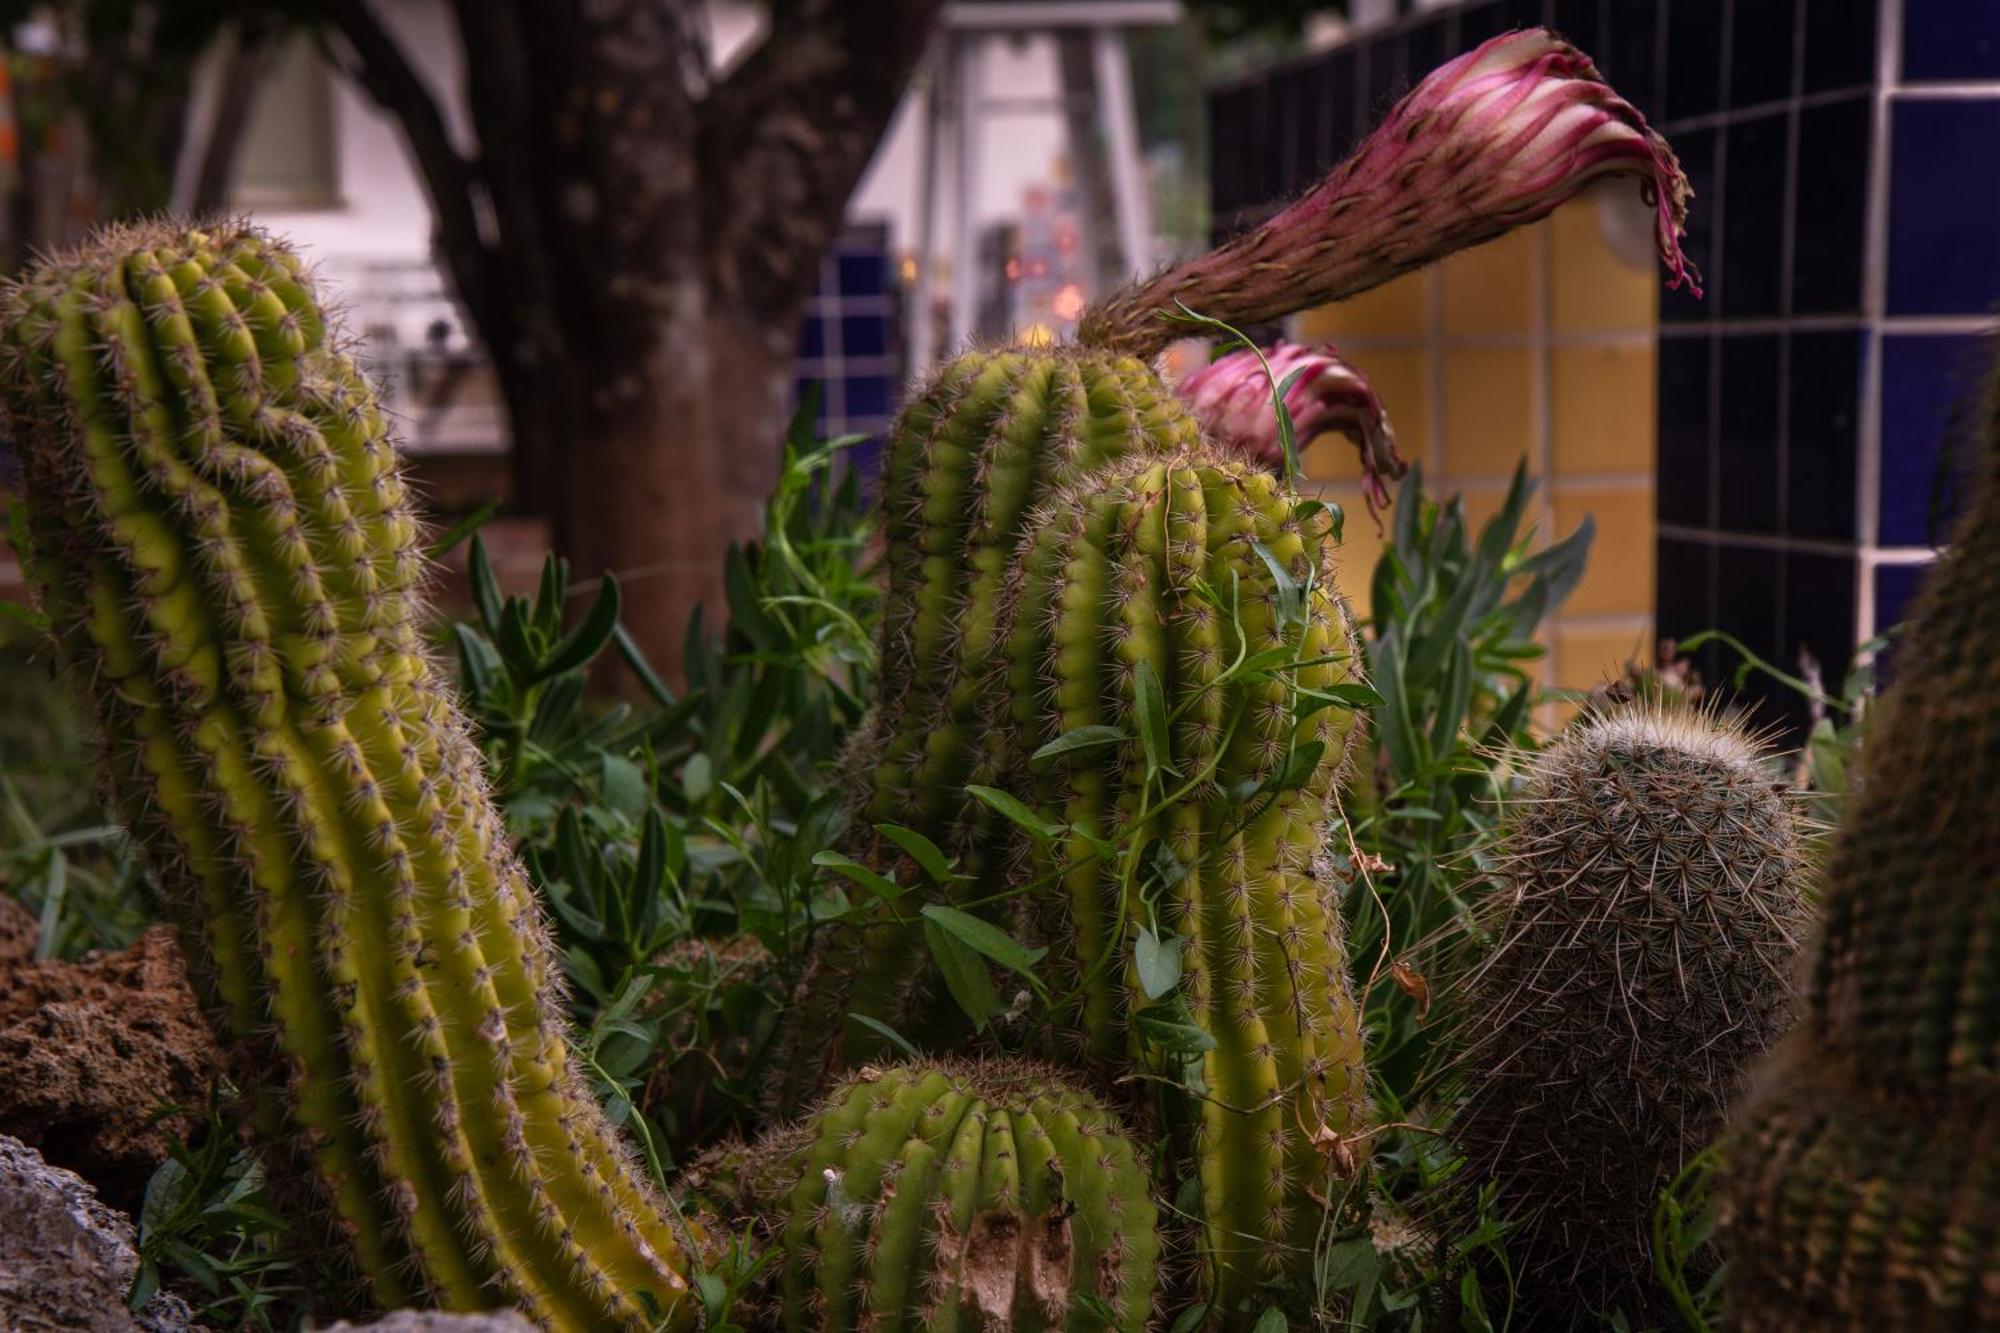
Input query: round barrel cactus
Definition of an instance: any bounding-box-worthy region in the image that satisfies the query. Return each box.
[1444,703,1807,1327]
[1725,348,2000,1330]
[0,221,700,1328]
[767,1060,1160,1333]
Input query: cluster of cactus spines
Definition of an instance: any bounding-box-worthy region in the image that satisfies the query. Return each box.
[767,1060,1161,1333]
[1443,702,1808,1327]
[770,349,1203,1108]
[1723,343,2000,1330]
[0,221,700,1329]
[1079,29,1697,360]
[999,450,1368,1317]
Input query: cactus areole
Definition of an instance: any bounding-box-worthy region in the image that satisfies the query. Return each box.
[0,222,701,1329]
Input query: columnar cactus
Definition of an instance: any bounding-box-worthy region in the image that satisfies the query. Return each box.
[1445,703,1807,1327]
[768,1060,1161,1333]
[1000,450,1369,1318]
[1724,348,2000,1329]
[0,222,699,1328]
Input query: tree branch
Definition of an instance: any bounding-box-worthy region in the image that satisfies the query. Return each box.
[698,0,944,335]
[315,0,509,357]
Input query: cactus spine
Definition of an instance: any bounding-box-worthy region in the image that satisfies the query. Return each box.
[1002,451,1368,1318]
[768,1060,1160,1332]
[0,222,698,1328]
[1724,348,2000,1329]
[1444,703,1807,1327]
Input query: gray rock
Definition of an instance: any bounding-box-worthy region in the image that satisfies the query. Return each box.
[319,1312,537,1332]
[0,1133,195,1332]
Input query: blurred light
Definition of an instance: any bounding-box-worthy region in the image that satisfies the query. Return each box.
[1052,283,1086,322]
[1017,323,1055,347]
[897,255,918,285]
[1004,257,1022,282]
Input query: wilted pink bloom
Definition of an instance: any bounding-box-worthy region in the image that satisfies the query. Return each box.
[1083,27,1698,357]
[1179,341,1407,519]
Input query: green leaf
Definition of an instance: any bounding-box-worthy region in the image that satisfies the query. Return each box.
[924,917,1002,1031]
[537,572,621,681]
[1133,995,1216,1055]
[682,752,714,805]
[1250,538,1305,627]
[424,498,497,560]
[599,753,648,820]
[965,784,1066,842]
[1252,1309,1289,1333]
[1133,660,1176,779]
[467,532,503,634]
[612,625,677,709]
[811,851,903,903]
[920,905,1047,981]
[875,824,954,884]
[1030,724,1130,768]
[1135,926,1182,1000]
[846,1013,921,1059]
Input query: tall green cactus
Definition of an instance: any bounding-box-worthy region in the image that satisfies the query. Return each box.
[0,221,699,1328]
[1443,703,1807,1327]
[1001,451,1368,1319]
[1724,347,2000,1329]
[767,1060,1161,1333]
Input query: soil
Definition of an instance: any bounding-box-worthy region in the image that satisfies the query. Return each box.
[0,910,224,1212]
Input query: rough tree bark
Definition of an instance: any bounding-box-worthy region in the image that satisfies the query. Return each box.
[319,0,943,675]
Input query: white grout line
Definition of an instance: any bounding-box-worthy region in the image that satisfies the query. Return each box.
[1658,83,1879,136]
[1854,0,1903,646]
[1659,313,2000,336]
[1656,522,1869,558]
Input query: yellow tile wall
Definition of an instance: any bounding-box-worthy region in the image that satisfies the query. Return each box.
[1291,196,1660,707]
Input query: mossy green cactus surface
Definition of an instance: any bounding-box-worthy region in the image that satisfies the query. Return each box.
[1443,703,1806,1326]
[768,1060,1160,1333]
[0,221,698,1328]
[1725,348,2000,1330]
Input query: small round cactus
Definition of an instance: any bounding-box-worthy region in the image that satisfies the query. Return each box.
[1443,703,1808,1327]
[766,1060,1161,1333]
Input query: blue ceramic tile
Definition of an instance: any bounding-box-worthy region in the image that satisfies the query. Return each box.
[1803,0,1876,92]
[1666,0,1727,123]
[1785,329,1863,541]
[1873,561,1932,636]
[1321,49,1359,162]
[1888,97,2000,316]
[1505,0,1551,30]
[1367,32,1408,117]
[1791,95,1870,315]
[1274,66,1309,191]
[1208,87,1246,216]
[1661,127,1718,322]
[1729,0,1798,110]
[1604,0,1663,121]
[1904,0,2000,81]
[1457,2,1509,52]
[1407,16,1447,85]
[1713,542,1788,725]
[1719,334,1781,535]
[1721,111,1788,318]
[1553,0,1603,58]
[1655,536,1717,664]
[1784,550,1858,730]
[846,375,893,420]
[1879,333,1986,546]
[839,315,888,359]
[796,316,825,359]
[1658,334,1714,526]
[836,252,887,296]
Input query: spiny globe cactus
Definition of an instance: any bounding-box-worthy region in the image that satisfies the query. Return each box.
[1724,343,2000,1330]
[1444,703,1807,1328]
[0,221,700,1328]
[767,1060,1161,1333]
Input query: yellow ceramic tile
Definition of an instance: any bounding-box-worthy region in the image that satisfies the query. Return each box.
[1552,343,1657,474]
[1552,486,1654,617]
[1295,270,1428,341]
[1550,197,1658,333]
[1302,348,1428,482]
[1449,486,1519,542]
[1441,225,1536,334]
[1555,625,1653,693]
[1442,347,1534,477]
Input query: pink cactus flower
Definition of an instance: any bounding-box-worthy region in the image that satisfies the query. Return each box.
[1082,27,1699,358]
[1179,341,1407,519]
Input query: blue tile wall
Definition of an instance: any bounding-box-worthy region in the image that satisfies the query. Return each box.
[1786,329,1864,540]
[793,226,902,453]
[1667,0,1728,121]
[1658,336,1714,526]
[1791,96,1871,315]
[1903,0,2000,81]
[1659,126,1719,323]
[1803,0,1877,91]
[1730,0,1798,111]
[1719,334,1783,533]
[1888,98,2000,316]
[1879,333,1987,546]
[1873,560,1931,635]
[1785,549,1858,727]
[1721,112,1789,318]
